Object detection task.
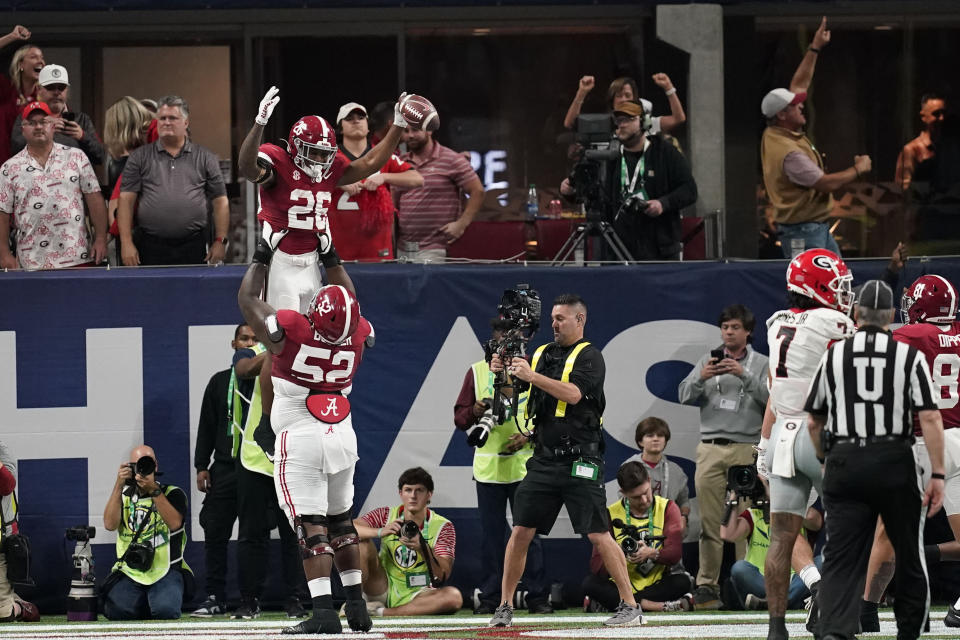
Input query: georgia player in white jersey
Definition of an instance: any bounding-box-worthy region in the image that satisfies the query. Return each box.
[861,274,960,629]
[238,86,410,313]
[760,248,856,640]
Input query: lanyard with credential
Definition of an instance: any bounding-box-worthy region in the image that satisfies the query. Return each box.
[620,148,646,198]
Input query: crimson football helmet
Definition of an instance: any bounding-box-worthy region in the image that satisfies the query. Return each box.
[308,285,360,345]
[786,248,854,313]
[288,116,337,181]
[901,274,958,324]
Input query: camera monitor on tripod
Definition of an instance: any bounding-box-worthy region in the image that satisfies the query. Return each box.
[576,113,613,148]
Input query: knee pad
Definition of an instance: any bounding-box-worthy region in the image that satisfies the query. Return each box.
[327,511,359,550]
[294,515,333,559]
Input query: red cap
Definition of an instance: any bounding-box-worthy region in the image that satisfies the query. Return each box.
[22,101,51,120]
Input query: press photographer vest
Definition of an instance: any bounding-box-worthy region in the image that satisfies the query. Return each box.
[378,505,451,608]
[523,341,602,451]
[238,343,274,477]
[114,487,191,585]
[470,360,532,484]
[608,495,668,593]
[0,490,18,543]
[743,508,799,576]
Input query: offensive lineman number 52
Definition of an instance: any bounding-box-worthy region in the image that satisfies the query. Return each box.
[287,189,331,231]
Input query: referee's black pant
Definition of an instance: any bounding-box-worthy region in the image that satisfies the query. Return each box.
[819,439,928,640]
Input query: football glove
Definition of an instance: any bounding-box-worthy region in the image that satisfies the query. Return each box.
[254,414,276,460]
[392,92,410,128]
[255,86,280,126]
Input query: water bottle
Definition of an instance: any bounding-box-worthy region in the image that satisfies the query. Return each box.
[526,184,539,220]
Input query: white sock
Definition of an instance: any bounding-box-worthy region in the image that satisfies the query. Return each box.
[308,577,332,598]
[799,564,821,590]
[375,606,385,617]
[340,569,362,587]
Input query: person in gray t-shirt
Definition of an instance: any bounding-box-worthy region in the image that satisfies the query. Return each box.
[624,417,690,524]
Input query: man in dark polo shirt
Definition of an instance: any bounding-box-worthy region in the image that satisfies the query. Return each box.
[117,95,229,266]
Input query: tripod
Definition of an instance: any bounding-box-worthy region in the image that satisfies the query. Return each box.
[552,217,634,265]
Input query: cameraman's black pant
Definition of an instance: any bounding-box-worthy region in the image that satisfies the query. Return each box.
[818,440,928,640]
[581,572,690,610]
[236,462,305,600]
[198,460,237,601]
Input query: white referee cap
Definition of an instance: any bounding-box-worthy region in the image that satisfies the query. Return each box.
[858,280,894,310]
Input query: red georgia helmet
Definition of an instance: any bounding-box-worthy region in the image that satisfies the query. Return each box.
[902,274,958,324]
[308,285,360,345]
[786,248,854,313]
[288,116,337,181]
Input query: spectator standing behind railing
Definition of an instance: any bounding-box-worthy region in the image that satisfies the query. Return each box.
[118,95,229,266]
[760,17,871,258]
[10,65,104,167]
[896,94,946,191]
[563,74,686,136]
[394,127,484,262]
[0,101,107,270]
[0,28,41,166]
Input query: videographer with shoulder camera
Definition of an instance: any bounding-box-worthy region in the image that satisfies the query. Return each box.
[454,316,552,615]
[102,445,192,620]
[720,467,821,611]
[488,293,643,628]
[582,461,691,613]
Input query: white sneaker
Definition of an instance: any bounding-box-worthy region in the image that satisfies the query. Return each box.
[603,600,644,626]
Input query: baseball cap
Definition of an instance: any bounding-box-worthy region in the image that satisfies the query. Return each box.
[21,101,51,120]
[38,64,70,87]
[336,102,367,125]
[761,88,806,118]
[857,280,894,310]
[612,101,645,118]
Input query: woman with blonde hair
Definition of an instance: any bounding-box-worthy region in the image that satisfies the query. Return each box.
[0,27,43,165]
[103,96,156,262]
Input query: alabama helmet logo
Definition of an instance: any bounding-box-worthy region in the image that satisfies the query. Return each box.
[316,298,335,316]
[293,120,307,136]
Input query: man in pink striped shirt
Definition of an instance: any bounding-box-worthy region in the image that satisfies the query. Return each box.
[395,128,484,261]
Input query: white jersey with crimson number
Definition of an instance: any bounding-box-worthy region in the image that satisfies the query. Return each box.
[767,306,855,416]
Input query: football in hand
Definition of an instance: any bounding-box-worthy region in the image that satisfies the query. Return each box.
[400,94,440,131]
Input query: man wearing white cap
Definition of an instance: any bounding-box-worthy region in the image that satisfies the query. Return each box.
[329,102,422,261]
[760,17,871,259]
[10,64,104,166]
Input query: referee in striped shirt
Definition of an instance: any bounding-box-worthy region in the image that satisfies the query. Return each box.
[804,280,945,640]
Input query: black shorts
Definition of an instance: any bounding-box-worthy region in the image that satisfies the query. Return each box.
[513,456,610,535]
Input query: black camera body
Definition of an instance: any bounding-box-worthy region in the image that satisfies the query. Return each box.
[123,456,158,496]
[400,520,420,540]
[482,284,542,424]
[611,518,665,576]
[124,541,155,572]
[66,525,95,541]
[727,464,766,503]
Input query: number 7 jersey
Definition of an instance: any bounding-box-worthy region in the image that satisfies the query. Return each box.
[271,309,373,394]
[257,143,350,255]
[767,306,856,416]
[894,321,960,431]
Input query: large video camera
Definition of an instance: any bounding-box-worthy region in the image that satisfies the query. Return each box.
[567,114,622,223]
[122,455,157,497]
[611,518,665,576]
[66,525,97,621]
[470,284,542,447]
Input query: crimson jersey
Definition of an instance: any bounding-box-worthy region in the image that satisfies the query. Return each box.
[271,309,372,392]
[256,143,350,254]
[328,153,412,261]
[894,321,960,432]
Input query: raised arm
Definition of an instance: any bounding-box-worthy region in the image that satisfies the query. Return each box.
[0,25,30,51]
[790,17,830,93]
[651,73,686,133]
[563,75,595,130]
[237,259,283,355]
[238,87,280,188]
[339,98,407,185]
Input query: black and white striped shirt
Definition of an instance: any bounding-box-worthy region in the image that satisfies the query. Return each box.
[805,326,938,438]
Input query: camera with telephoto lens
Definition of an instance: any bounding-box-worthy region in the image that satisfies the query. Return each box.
[479,284,542,427]
[400,520,420,540]
[122,455,158,497]
[66,526,95,541]
[124,541,155,572]
[727,464,765,502]
[611,518,666,576]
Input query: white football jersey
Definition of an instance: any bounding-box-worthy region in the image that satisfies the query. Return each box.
[767,306,855,416]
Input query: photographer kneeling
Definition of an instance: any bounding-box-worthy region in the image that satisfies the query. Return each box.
[582,461,691,612]
[720,467,821,610]
[102,446,193,620]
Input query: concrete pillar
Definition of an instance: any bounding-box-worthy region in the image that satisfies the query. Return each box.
[657,4,725,255]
